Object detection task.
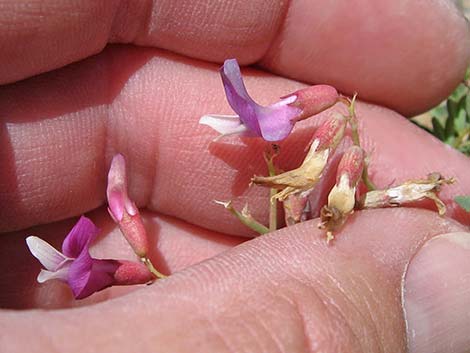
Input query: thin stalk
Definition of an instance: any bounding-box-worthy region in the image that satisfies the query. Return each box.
[142,257,167,279]
[345,93,376,191]
[265,147,279,232]
[215,200,269,235]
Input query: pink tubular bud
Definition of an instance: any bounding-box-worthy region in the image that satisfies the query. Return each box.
[107,154,149,258]
[312,114,347,151]
[285,85,339,121]
[118,212,149,258]
[114,260,154,285]
[336,146,365,187]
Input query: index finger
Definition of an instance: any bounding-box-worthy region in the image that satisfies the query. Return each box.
[0,0,468,114]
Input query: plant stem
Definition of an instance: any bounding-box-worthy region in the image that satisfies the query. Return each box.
[215,200,269,235]
[265,147,278,232]
[344,93,376,191]
[142,257,167,279]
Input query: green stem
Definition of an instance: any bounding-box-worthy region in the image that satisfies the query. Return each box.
[361,167,376,191]
[215,200,269,235]
[344,93,376,191]
[265,147,278,232]
[142,257,167,279]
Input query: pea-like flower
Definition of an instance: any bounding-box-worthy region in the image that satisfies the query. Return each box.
[26,216,153,299]
[200,59,339,141]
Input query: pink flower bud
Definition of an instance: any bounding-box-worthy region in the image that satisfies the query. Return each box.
[336,146,365,188]
[311,114,347,151]
[107,154,149,258]
[117,212,149,258]
[113,260,154,285]
[284,85,339,122]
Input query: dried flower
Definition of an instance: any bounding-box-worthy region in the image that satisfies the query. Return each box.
[283,193,311,226]
[319,146,365,242]
[359,173,454,215]
[252,114,347,201]
[200,59,339,141]
[107,154,149,258]
[26,216,153,299]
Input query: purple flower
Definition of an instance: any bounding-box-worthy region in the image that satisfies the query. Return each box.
[26,216,153,299]
[200,59,339,142]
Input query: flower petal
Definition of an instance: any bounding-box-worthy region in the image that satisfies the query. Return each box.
[220,59,262,135]
[68,250,118,299]
[107,154,138,222]
[26,236,68,271]
[257,96,300,141]
[199,114,250,139]
[61,216,100,258]
[37,265,70,283]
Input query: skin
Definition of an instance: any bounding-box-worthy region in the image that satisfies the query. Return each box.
[0,0,469,352]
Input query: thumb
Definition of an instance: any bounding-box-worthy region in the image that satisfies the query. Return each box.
[403,231,470,353]
[1,208,467,352]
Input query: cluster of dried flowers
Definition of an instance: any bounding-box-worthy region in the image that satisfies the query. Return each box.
[26,58,453,300]
[201,59,454,242]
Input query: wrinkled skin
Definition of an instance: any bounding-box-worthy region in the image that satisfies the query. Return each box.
[0,1,470,352]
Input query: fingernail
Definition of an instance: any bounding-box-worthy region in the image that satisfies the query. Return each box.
[403,232,470,353]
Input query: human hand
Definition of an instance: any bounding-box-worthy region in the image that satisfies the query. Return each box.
[1,1,470,352]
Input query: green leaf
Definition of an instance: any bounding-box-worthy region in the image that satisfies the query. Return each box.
[455,195,470,212]
[447,98,459,119]
[466,94,470,123]
[444,108,455,137]
[431,117,445,140]
[454,96,468,132]
[459,143,470,156]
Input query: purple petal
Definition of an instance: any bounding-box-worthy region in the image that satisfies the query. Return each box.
[257,96,301,141]
[62,216,100,258]
[220,59,302,142]
[68,250,119,299]
[26,236,68,271]
[220,59,263,135]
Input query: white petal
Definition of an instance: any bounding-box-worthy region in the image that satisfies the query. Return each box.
[26,236,68,271]
[199,114,248,139]
[37,266,69,283]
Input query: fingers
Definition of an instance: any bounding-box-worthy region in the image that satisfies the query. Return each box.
[0,0,289,84]
[0,1,468,115]
[1,46,470,233]
[260,0,470,115]
[0,209,466,352]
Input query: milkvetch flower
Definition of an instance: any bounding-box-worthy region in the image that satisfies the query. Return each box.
[26,216,153,299]
[252,114,347,201]
[200,59,339,141]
